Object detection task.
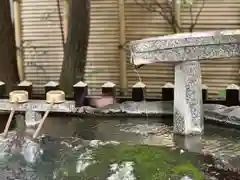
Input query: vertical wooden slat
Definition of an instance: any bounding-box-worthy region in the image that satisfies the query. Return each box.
[63,0,69,42]
[20,0,64,94]
[125,0,174,98]
[118,0,127,96]
[83,0,120,96]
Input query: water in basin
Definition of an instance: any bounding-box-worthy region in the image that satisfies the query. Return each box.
[0,115,239,179]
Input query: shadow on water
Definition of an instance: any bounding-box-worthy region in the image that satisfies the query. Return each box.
[0,113,240,179]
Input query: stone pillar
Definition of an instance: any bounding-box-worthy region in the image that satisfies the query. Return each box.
[173,61,203,135]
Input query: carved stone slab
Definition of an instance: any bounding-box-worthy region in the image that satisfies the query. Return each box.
[129,30,240,65]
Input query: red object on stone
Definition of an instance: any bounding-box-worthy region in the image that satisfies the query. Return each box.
[90,96,115,108]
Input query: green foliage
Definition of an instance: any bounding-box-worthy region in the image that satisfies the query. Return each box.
[172,163,204,180]
[217,89,226,98]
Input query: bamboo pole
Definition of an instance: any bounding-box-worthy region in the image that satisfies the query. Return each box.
[118,0,127,96]
[13,0,24,81]
[33,102,54,139]
[63,0,69,42]
[3,106,16,138]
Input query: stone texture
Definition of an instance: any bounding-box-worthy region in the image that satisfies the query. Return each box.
[131,44,240,65]
[174,61,203,135]
[130,30,240,52]
[129,30,240,65]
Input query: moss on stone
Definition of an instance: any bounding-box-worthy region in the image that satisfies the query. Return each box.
[78,143,204,180]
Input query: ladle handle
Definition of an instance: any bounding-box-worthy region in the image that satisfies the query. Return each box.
[33,102,54,139]
[3,107,16,138]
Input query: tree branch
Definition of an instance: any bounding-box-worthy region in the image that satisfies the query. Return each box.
[134,0,182,33]
[189,5,193,32]
[155,0,181,31]
[56,0,65,49]
[189,0,206,32]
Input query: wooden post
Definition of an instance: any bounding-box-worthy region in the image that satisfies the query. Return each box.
[44,81,59,95]
[63,0,69,42]
[13,0,24,81]
[0,81,5,98]
[226,84,239,106]
[202,84,208,103]
[17,80,32,98]
[118,0,127,96]
[162,83,174,101]
[73,81,88,107]
[132,82,146,101]
[102,82,116,98]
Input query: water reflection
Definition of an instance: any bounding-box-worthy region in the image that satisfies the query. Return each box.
[173,135,203,154]
[35,116,240,162]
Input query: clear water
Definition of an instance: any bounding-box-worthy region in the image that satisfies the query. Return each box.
[0,115,240,179]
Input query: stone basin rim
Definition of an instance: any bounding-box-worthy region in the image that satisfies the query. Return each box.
[129,29,240,45]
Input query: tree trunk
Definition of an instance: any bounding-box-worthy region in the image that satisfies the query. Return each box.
[60,0,90,97]
[0,0,19,93]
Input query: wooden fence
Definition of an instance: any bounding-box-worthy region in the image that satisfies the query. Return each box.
[13,0,240,98]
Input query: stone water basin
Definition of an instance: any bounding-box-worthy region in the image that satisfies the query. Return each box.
[0,116,239,179]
